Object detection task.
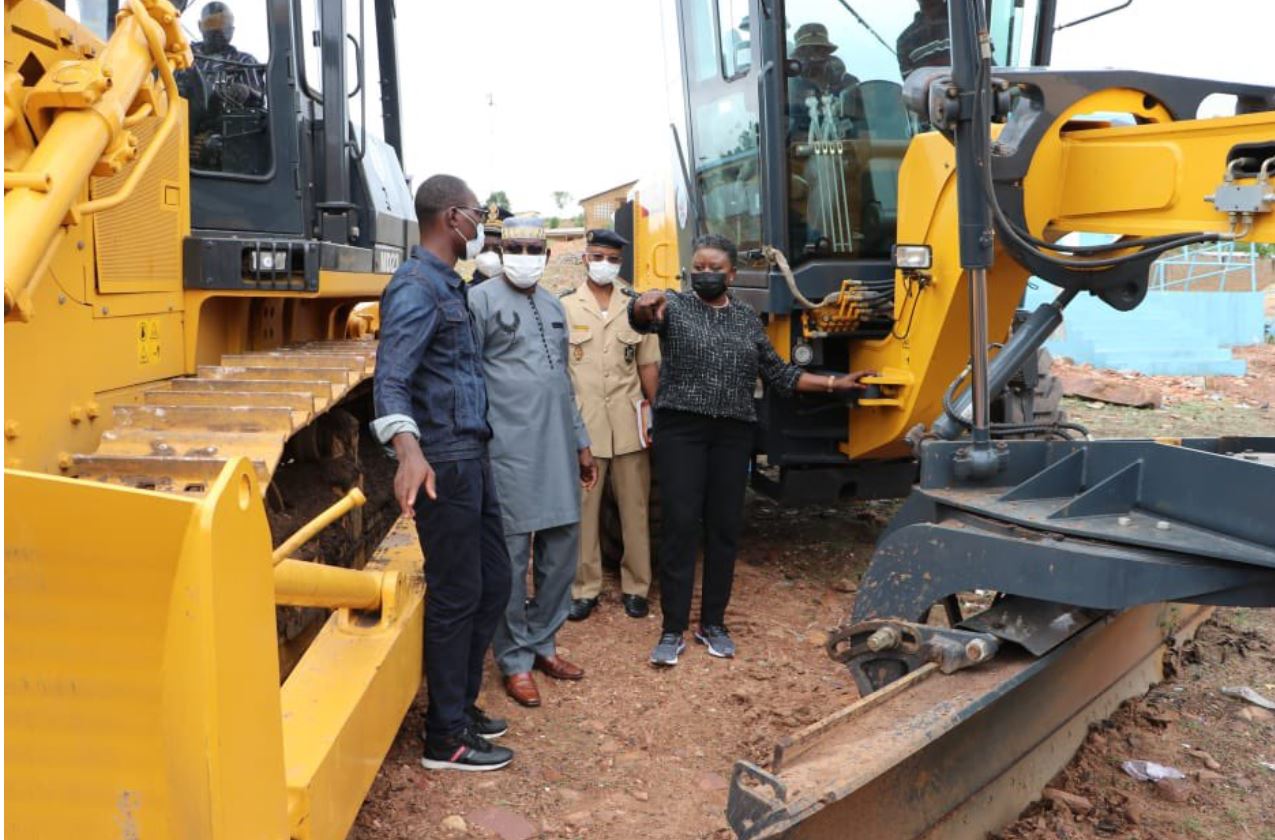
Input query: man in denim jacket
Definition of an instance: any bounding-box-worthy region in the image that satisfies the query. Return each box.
[372,174,514,773]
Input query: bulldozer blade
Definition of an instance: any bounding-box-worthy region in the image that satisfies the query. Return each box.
[726,603,1210,840]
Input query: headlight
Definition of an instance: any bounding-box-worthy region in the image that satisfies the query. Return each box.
[892,244,932,271]
[249,250,288,271]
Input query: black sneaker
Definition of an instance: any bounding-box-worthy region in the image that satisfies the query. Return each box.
[622,594,650,618]
[421,727,513,772]
[650,632,686,666]
[694,624,736,658]
[467,705,508,740]
[568,597,598,621]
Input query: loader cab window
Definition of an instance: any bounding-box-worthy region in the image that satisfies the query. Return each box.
[781,0,1023,260]
[177,1,273,177]
[681,0,763,251]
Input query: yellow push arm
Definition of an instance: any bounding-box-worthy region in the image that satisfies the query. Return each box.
[3,0,190,320]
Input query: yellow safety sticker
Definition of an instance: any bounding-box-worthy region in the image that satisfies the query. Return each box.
[572,325,590,331]
[138,318,160,365]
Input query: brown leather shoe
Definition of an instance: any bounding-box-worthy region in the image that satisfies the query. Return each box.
[503,672,541,707]
[534,654,584,681]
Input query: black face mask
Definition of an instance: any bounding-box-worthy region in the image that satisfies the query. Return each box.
[203,30,231,53]
[690,271,728,300]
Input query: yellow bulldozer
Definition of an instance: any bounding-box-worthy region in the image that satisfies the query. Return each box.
[4,0,1274,838]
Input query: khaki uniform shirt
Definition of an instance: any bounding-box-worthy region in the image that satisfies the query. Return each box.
[563,282,661,459]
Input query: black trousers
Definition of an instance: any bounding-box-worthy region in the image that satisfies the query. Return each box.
[652,409,754,634]
[414,455,511,743]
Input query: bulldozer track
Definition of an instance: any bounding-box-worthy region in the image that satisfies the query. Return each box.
[70,339,378,497]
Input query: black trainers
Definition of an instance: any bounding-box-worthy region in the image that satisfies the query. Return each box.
[421,727,513,772]
[650,632,686,666]
[622,594,650,618]
[468,705,508,740]
[568,597,598,621]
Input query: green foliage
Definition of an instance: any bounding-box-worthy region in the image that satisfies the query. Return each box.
[552,191,574,211]
[484,190,511,209]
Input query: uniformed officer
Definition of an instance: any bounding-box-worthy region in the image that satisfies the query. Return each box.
[562,229,660,621]
[471,203,513,286]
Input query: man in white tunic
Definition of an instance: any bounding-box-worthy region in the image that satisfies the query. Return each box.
[468,214,598,707]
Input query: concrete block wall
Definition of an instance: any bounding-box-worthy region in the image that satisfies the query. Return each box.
[1022,285,1264,376]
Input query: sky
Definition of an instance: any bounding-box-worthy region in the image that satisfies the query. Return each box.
[389,0,1274,215]
[164,0,1275,215]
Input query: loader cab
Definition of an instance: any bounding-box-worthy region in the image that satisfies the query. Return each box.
[671,0,1046,310]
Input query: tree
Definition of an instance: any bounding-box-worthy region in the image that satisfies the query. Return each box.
[485,190,510,209]
[552,191,574,212]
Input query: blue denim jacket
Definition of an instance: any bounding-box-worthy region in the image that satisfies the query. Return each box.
[372,246,490,462]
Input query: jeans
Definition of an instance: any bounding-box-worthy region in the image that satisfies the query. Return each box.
[414,456,511,743]
[651,409,754,634]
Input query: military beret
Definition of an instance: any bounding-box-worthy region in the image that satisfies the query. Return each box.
[586,229,629,249]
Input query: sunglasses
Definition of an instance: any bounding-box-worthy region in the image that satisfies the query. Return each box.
[502,242,546,255]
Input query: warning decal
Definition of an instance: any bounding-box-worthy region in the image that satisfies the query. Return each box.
[138,318,161,365]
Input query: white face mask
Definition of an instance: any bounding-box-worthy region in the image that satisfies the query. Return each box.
[453,211,485,261]
[587,260,620,286]
[503,253,546,289]
[474,250,503,277]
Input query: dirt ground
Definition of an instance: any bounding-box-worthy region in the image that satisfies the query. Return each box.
[352,343,1274,840]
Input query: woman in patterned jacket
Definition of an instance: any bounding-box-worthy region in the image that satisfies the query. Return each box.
[629,233,873,666]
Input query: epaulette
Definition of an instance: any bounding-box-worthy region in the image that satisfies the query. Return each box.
[557,287,575,298]
[618,285,639,298]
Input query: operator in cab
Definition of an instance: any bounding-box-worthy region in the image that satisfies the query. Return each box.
[372,174,515,774]
[561,229,660,623]
[897,0,952,79]
[181,2,268,173]
[468,215,599,710]
[471,204,513,286]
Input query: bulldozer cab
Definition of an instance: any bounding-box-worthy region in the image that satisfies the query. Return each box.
[60,0,413,280]
[673,0,1042,270]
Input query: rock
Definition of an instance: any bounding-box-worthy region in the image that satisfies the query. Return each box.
[1124,802,1143,825]
[1060,372,1163,408]
[564,810,593,828]
[1043,788,1093,814]
[633,790,650,802]
[467,806,537,840]
[440,814,468,833]
[583,718,607,732]
[1234,775,1253,791]
[831,577,858,593]
[698,771,730,792]
[616,750,645,767]
[1154,779,1191,803]
[557,788,583,803]
[1195,769,1225,783]
[1186,748,1222,771]
[804,630,829,646]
